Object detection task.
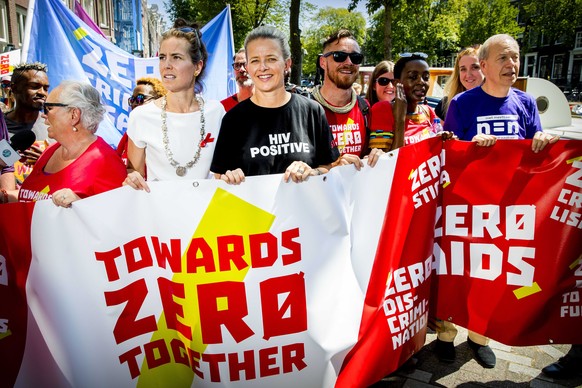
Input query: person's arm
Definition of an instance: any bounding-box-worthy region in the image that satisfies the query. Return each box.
[391,83,406,150]
[213,169,246,185]
[0,171,15,191]
[526,95,559,152]
[531,131,559,153]
[123,138,150,192]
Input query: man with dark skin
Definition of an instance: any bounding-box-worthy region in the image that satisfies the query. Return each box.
[5,62,51,189]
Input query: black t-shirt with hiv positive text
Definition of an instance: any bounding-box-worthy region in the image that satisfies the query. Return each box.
[211,94,339,176]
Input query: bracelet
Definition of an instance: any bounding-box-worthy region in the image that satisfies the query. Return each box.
[0,189,8,204]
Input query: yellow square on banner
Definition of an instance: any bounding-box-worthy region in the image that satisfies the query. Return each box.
[513,282,542,299]
[216,296,228,311]
[73,27,88,40]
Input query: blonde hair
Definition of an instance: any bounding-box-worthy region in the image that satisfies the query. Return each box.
[442,45,480,115]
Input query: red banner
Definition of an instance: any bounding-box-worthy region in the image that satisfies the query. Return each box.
[338,138,443,387]
[1,139,581,387]
[433,139,582,346]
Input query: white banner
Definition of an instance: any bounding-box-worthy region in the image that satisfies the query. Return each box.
[14,156,397,387]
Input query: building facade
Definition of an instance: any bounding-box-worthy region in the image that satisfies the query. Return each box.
[521,29,582,100]
[0,0,163,59]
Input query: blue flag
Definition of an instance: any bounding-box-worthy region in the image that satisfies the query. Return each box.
[23,0,234,146]
[200,6,237,99]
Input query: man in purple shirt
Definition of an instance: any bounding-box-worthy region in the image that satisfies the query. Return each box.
[444,34,558,152]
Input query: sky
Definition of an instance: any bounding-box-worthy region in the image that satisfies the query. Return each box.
[146,0,369,27]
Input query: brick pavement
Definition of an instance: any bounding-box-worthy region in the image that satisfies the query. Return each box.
[371,327,582,387]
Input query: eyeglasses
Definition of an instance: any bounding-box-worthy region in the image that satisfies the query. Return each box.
[322,51,364,65]
[1,82,11,89]
[43,102,69,115]
[232,62,247,71]
[128,94,155,106]
[399,52,428,59]
[377,77,395,86]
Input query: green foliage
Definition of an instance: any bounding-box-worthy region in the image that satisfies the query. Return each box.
[362,11,385,64]
[460,0,523,48]
[164,0,280,50]
[362,0,522,67]
[301,7,367,77]
[521,0,582,48]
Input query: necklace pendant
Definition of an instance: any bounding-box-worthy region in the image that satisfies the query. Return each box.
[176,166,187,176]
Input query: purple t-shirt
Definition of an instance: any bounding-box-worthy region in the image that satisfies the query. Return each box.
[0,110,14,175]
[443,86,542,141]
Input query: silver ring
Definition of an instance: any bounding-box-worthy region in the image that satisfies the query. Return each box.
[61,195,66,200]
[297,169,304,174]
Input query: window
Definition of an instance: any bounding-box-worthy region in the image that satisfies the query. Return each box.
[576,32,582,49]
[98,0,109,28]
[539,56,549,79]
[525,54,537,77]
[528,31,538,48]
[541,33,549,47]
[81,0,95,21]
[552,54,564,79]
[0,1,8,45]
[16,7,26,47]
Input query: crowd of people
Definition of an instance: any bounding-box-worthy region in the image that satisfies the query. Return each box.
[0,19,578,381]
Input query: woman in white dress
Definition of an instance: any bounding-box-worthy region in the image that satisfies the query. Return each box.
[123,18,225,191]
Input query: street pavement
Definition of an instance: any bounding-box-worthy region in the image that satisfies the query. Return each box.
[371,326,582,387]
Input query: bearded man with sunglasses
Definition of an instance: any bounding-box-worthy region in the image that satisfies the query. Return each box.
[311,29,382,168]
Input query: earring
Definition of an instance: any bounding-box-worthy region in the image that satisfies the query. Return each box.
[73,126,78,132]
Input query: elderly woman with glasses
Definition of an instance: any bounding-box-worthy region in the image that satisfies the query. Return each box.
[116,77,167,166]
[17,81,127,207]
[123,18,225,192]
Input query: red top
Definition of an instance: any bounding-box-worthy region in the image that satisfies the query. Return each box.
[19,137,127,202]
[322,103,368,158]
[220,94,239,112]
[404,104,436,145]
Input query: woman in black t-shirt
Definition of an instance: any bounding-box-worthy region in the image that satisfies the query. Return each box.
[210,26,339,184]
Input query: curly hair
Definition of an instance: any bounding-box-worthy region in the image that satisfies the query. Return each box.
[11,62,48,89]
[161,18,207,92]
[136,77,166,98]
[365,60,395,106]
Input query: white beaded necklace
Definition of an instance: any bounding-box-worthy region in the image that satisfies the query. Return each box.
[161,95,206,177]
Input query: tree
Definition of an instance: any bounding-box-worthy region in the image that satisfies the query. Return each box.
[290,0,302,84]
[521,0,582,48]
[301,7,367,77]
[459,0,523,48]
[349,0,418,59]
[164,0,281,49]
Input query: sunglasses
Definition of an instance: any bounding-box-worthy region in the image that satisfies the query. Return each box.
[43,102,69,115]
[1,82,11,88]
[128,94,155,106]
[399,52,428,59]
[377,77,395,86]
[232,62,247,71]
[322,51,364,65]
[176,26,202,53]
